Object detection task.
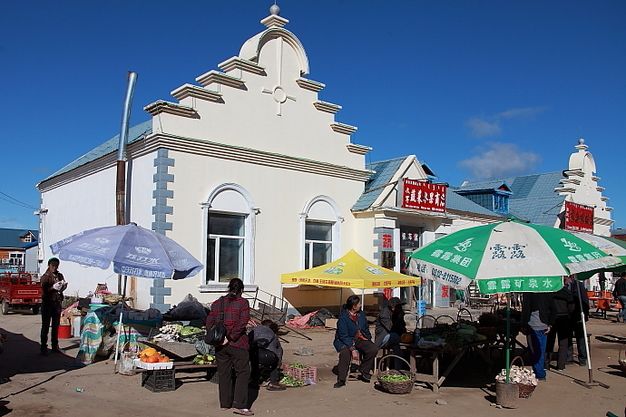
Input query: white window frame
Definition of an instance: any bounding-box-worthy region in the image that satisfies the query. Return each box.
[201,183,258,291]
[299,196,343,269]
[304,221,334,269]
[207,212,246,283]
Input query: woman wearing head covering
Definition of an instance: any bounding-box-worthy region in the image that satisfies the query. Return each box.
[205,278,253,416]
[375,297,407,369]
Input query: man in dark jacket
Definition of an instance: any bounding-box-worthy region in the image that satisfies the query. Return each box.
[522,291,557,380]
[40,258,67,355]
[333,295,378,388]
[249,320,285,391]
[546,284,574,370]
[568,276,590,365]
[375,297,406,369]
[613,272,626,323]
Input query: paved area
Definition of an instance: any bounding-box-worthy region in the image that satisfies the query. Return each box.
[1,311,625,417]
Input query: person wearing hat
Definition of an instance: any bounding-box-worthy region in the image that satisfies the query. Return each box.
[375,297,407,369]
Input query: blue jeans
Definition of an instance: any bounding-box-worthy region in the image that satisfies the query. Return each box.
[618,296,626,321]
[529,329,547,379]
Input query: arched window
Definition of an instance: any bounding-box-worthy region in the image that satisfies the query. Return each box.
[300,196,343,269]
[203,184,257,285]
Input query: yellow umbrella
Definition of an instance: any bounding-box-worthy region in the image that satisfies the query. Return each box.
[281,249,420,289]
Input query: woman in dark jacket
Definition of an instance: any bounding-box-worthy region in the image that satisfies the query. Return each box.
[332,295,378,388]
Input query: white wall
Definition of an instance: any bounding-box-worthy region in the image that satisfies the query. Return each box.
[39,152,156,307]
[163,151,363,306]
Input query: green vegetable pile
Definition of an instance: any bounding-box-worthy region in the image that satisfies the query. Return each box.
[180,326,204,337]
[193,354,215,365]
[379,374,411,383]
[289,362,307,369]
[279,375,305,387]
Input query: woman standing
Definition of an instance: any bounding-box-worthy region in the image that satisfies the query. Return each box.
[206,278,253,416]
[332,295,378,388]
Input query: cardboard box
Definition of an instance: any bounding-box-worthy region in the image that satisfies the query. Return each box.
[325,318,338,329]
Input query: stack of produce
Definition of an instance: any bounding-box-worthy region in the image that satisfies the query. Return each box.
[495,365,538,386]
[192,354,215,365]
[151,324,204,343]
[139,347,171,364]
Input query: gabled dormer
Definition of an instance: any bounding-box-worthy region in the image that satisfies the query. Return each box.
[456,180,513,215]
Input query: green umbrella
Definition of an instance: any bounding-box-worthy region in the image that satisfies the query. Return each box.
[407,221,620,382]
[408,221,620,294]
[570,233,626,280]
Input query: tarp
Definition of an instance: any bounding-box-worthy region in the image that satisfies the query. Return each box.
[280,249,420,289]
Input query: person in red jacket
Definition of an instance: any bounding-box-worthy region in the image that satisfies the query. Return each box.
[205,278,253,416]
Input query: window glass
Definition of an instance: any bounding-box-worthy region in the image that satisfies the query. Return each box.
[209,213,245,236]
[305,221,332,241]
[219,238,244,282]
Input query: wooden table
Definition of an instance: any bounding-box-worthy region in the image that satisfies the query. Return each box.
[402,341,491,393]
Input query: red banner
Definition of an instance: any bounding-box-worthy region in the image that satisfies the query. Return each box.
[564,201,594,233]
[402,179,447,212]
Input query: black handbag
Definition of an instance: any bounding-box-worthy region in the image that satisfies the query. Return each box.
[205,297,227,346]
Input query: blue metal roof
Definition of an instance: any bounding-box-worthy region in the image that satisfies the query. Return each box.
[41,120,152,183]
[458,179,512,193]
[503,171,566,226]
[352,157,406,211]
[0,228,38,249]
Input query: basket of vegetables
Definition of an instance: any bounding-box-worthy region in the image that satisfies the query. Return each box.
[282,362,317,384]
[495,357,537,399]
[279,375,306,388]
[376,355,414,394]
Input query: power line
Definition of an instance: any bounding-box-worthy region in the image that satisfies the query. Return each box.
[0,191,37,210]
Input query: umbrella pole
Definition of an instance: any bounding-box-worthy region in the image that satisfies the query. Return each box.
[361,288,365,310]
[573,281,610,389]
[505,293,511,384]
[114,275,126,365]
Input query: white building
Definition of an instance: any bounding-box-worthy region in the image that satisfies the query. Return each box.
[36,7,513,311]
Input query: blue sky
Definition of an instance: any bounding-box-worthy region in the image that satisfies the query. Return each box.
[1,0,625,230]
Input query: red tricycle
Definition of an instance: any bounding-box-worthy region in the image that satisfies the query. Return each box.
[0,272,42,315]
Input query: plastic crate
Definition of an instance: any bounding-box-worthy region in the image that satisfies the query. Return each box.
[141,369,175,392]
[282,364,317,384]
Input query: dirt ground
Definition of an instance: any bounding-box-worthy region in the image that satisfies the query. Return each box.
[1,311,625,417]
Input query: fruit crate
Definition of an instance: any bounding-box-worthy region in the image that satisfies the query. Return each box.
[134,358,174,370]
[282,364,317,384]
[141,369,176,392]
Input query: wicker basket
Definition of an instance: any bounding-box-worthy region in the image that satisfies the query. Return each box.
[376,355,413,394]
[510,356,536,399]
[282,364,317,384]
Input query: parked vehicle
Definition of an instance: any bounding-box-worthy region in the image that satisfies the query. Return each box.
[0,273,42,315]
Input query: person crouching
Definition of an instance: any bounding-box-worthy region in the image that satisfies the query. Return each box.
[249,320,285,391]
[332,295,378,388]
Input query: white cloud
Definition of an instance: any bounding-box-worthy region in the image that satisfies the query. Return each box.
[459,142,541,179]
[497,106,547,120]
[466,106,547,138]
[466,117,501,138]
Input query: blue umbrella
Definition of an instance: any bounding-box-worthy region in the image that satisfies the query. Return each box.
[51,223,203,280]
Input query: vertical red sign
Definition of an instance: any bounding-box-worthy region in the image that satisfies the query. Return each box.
[382,234,393,249]
[402,179,447,212]
[564,201,594,233]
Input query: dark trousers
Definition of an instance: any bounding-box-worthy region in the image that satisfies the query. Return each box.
[569,320,587,365]
[216,345,250,409]
[336,339,378,382]
[40,302,61,350]
[546,316,571,370]
[251,348,280,384]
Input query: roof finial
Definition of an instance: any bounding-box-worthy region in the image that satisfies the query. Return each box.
[575,136,588,151]
[261,3,288,28]
[578,137,585,145]
[270,3,280,15]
